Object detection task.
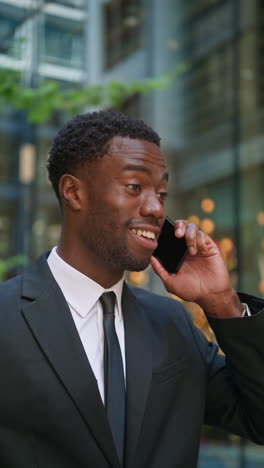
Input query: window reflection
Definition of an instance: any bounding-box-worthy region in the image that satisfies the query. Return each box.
[52,0,84,8]
[0,4,27,58]
[103,0,143,69]
[42,14,84,68]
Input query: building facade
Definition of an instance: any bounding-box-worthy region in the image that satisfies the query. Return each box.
[0,0,264,466]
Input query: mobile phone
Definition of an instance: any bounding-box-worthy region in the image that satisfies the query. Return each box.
[153,217,188,274]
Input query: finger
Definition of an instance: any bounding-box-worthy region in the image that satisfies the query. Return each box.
[197,230,208,254]
[174,219,189,237]
[185,222,199,255]
[150,256,170,283]
[197,231,219,256]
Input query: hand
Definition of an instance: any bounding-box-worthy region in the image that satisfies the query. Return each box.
[151,220,243,317]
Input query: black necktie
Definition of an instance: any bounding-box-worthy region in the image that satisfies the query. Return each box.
[100,292,126,466]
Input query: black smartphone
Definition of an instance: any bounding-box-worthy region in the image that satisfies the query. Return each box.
[153,217,188,274]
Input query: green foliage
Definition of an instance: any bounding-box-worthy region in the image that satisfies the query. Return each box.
[0,63,189,123]
[0,255,28,282]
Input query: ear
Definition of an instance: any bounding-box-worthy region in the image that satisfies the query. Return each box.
[59,174,84,211]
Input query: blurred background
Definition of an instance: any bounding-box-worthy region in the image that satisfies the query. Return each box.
[0,0,264,466]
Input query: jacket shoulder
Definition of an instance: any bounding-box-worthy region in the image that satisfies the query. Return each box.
[130,285,182,307]
[129,285,187,321]
[0,274,22,299]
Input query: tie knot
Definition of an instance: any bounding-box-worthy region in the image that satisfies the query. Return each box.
[100,291,116,315]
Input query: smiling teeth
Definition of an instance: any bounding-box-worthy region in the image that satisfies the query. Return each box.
[131,229,155,239]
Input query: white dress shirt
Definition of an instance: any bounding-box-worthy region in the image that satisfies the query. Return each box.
[47,246,125,404]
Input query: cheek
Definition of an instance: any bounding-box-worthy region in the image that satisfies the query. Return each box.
[87,186,139,220]
[102,187,134,211]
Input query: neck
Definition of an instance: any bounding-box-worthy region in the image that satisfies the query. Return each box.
[57,242,124,289]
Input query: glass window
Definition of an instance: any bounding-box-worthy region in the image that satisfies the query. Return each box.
[41,14,85,68]
[0,4,27,59]
[52,0,84,8]
[103,0,143,69]
[182,44,234,140]
[176,0,228,22]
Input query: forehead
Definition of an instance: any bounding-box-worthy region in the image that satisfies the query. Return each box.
[105,136,167,171]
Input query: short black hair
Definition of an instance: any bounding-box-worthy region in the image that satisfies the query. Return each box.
[47,110,161,201]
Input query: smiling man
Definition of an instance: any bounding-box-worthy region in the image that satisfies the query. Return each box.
[0,111,264,468]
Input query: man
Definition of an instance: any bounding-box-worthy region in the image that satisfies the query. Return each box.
[0,111,264,468]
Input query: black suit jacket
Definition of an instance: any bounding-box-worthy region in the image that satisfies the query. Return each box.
[0,253,264,468]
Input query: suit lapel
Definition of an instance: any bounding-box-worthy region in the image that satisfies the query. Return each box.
[122,284,153,467]
[21,254,120,468]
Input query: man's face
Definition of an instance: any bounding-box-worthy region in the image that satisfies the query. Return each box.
[77,136,168,273]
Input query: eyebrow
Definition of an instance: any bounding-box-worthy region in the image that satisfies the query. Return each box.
[122,164,169,181]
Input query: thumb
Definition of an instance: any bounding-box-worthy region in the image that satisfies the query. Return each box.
[150,256,170,283]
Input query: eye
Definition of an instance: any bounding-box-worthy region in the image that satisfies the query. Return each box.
[157,191,168,200]
[127,184,141,192]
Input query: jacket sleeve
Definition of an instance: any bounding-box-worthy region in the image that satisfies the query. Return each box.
[190,293,264,444]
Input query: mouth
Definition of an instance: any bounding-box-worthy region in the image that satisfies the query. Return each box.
[129,227,159,251]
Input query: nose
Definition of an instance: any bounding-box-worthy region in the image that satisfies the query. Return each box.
[140,191,165,220]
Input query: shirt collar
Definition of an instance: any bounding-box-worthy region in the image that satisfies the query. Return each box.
[47,247,125,319]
